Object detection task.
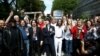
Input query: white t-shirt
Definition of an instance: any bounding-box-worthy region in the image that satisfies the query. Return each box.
[55,26,64,38]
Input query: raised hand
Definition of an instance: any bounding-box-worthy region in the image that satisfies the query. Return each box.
[9,11,13,16]
[5,11,14,24]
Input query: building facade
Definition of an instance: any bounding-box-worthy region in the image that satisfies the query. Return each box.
[73,0,100,19]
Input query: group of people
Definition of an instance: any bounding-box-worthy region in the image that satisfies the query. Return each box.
[0,11,100,56]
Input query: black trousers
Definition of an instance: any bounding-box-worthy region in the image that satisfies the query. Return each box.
[3,48,22,56]
[30,40,38,56]
[37,41,43,56]
[73,39,81,56]
[43,43,56,56]
[0,46,2,56]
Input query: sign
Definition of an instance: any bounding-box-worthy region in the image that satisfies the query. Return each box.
[53,10,63,19]
[24,11,42,14]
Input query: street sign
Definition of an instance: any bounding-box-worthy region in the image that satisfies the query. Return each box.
[53,10,63,19]
[24,11,42,19]
[24,11,42,14]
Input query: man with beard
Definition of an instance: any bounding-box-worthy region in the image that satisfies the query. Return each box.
[3,20,24,56]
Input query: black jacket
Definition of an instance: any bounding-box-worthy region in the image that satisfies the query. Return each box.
[28,27,43,43]
[0,29,4,47]
[3,27,24,50]
[42,25,55,44]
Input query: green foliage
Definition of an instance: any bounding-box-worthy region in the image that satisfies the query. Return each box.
[0,1,11,19]
[17,0,46,12]
[0,0,46,19]
[52,0,79,13]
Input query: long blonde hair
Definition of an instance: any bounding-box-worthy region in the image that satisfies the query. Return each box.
[66,19,73,26]
[64,19,73,32]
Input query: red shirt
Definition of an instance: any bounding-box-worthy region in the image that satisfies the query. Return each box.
[71,25,87,40]
[38,22,45,30]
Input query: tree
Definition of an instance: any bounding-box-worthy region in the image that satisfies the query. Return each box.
[52,0,79,14]
[0,0,46,19]
[16,0,46,18]
[0,0,15,19]
[16,0,46,12]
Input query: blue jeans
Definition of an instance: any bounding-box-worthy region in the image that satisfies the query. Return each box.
[24,40,30,56]
[65,40,73,55]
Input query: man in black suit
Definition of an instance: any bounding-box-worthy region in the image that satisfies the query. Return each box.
[42,20,56,56]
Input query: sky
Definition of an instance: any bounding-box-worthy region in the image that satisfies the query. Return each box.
[43,0,54,15]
